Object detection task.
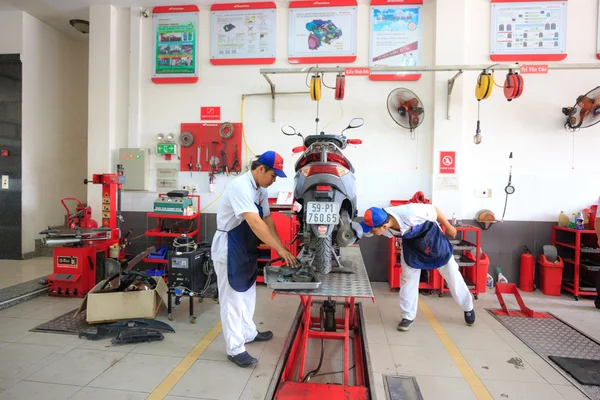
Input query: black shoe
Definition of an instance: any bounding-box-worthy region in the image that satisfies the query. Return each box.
[464,310,476,326]
[595,300,600,310]
[248,330,273,343]
[227,351,258,368]
[397,319,413,331]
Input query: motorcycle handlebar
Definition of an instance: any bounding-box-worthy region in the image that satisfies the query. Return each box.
[347,139,362,145]
[292,146,307,154]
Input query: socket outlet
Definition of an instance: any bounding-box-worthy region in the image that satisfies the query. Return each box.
[1,175,8,190]
[474,188,492,198]
[183,184,197,191]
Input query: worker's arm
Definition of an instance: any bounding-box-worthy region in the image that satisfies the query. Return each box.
[596,217,600,247]
[244,212,298,266]
[434,206,457,239]
[263,215,284,247]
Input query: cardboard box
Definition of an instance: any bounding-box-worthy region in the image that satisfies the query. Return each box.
[75,277,169,324]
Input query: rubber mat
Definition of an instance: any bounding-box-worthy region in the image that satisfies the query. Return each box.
[549,356,600,386]
[383,375,423,400]
[30,307,91,335]
[488,310,600,399]
[0,276,49,310]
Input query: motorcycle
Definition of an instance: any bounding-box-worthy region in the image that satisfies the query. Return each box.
[282,118,365,274]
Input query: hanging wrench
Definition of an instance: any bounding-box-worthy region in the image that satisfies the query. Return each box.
[220,140,228,175]
[196,146,201,171]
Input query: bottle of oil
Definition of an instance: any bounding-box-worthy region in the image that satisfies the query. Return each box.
[558,211,569,227]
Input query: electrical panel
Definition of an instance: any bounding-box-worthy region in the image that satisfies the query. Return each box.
[118,148,150,190]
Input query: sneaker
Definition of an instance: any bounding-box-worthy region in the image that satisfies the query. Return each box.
[464,310,476,326]
[595,299,600,310]
[248,330,273,343]
[397,319,413,331]
[227,351,258,368]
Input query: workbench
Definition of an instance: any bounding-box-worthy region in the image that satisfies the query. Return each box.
[266,245,375,400]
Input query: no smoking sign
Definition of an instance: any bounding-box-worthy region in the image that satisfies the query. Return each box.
[439,151,455,174]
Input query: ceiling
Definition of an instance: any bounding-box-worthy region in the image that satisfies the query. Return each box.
[0,0,228,40]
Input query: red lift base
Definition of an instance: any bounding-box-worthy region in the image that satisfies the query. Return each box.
[489,283,553,319]
[276,381,369,399]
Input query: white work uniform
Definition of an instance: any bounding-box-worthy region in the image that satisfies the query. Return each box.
[211,171,270,356]
[384,204,474,321]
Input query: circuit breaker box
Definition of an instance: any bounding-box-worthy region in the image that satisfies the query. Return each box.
[118,148,150,190]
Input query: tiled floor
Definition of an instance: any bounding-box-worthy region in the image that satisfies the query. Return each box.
[0,264,598,399]
[0,258,52,289]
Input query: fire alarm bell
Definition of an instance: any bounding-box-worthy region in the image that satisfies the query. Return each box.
[0,149,8,157]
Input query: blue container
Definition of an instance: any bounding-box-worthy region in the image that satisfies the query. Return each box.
[145,268,165,277]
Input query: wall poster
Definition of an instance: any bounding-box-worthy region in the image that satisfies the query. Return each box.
[490,0,568,61]
[210,2,277,65]
[288,0,358,64]
[152,5,199,84]
[369,0,422,81]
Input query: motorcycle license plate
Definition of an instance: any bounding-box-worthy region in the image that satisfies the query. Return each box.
[306,202,339,225]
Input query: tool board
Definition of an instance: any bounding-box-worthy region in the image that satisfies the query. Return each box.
[179,122,243,174]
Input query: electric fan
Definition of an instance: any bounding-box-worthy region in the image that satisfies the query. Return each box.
[387,88,425,132]
[562,86,600,131]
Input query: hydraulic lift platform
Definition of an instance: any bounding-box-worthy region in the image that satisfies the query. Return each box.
[266,246,376,400]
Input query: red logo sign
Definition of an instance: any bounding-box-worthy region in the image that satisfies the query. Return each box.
[201,107,221,121]
[439,151,455,174]
[345,68,370,76]
[519,64,548,74]
[318,225,327,234]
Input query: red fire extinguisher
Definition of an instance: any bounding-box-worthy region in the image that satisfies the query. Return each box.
[519,246,535,292]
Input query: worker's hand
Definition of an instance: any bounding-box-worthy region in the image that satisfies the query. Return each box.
[446,225,457,239]
[277,247,299,267]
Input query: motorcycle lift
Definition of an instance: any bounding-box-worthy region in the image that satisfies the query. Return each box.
[265,246,376,400]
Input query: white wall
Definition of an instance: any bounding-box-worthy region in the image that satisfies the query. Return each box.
[90,0,600,223]
[0,11,23,53]
[21,13,88,254]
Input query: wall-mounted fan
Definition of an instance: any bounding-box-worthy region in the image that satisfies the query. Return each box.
[387,88,424,133]
[562,86,600,132]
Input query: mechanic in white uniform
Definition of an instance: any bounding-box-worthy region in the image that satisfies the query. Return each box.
[211,151,298,368]
[361,204,475,331]
[595,197,600,310]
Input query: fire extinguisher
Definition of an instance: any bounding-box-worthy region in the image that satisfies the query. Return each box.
[519,246,535,292]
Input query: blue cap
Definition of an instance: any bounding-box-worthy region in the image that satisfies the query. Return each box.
[360,207,388,233]
[257,151,286,178]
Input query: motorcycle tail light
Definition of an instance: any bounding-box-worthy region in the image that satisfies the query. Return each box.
[316,185,331,191]
[302,165,349,177]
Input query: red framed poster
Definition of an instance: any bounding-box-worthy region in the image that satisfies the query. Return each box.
[210,2,277,65]
[288,0,358,64]
[369,0,422,81]
[439,151,455,174]
[152,5,199,84]
[490,0,568,62]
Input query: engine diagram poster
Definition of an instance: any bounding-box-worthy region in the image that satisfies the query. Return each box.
[490,1,567,61]
[369,4,421,80]
[288,2,357,63]
[210,3,277,65]
[152,6,199,82]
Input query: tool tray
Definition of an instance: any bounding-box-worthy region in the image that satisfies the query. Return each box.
[263,266,322,290]
[449,239,476,251]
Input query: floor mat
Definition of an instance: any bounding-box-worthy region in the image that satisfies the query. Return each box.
[30,307,91,335]
[383,375,423,400]
[0,276,49,310]
[549,356,600,387]
[488,310,600,399]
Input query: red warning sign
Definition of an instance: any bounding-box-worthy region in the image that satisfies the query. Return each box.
[201,107,221,121]
[440,151,455,174]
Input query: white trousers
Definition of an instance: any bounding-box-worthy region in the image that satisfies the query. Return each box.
[214,260,258,356]
[399,252,474,321]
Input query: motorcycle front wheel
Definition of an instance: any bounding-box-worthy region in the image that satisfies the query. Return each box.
[312,235,332,274]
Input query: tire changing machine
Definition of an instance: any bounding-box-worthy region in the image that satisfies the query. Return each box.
[265,246,376,400]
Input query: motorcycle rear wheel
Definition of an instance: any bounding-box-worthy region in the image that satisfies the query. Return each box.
[312,235,332,274]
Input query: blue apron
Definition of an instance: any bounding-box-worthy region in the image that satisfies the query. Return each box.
[399,220,453,270]
[225,203,263,292]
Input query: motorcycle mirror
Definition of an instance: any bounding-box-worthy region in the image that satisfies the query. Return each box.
[281,125,298,136]
[348,118,364,129]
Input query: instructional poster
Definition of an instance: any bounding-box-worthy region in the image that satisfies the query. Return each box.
[490,1,568,61]
[210,3,277,65]
[288,0,358,64]
[369,2,422,81]
[152,6,199,83]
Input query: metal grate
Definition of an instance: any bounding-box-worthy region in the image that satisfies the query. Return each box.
[30,308,91,335]
[383,375,424,400]
[0,276,49,310]
[488,310,600,399]
[273,247,375,298]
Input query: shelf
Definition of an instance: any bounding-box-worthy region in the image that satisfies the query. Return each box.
[555,242,576,249]
[143,258,168,264]
[581,247,600,254]
[147,212,199,220]
[145,228,199,238]
[450,240,476,251]
[553,226,596,234]
[455,255,476,267]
